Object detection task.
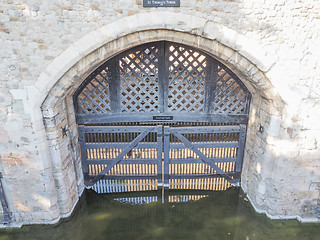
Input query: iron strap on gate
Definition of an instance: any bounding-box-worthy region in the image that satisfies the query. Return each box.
[78,124,247,191]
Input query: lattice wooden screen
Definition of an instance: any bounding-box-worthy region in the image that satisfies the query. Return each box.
[212,65,248,114]
[74,41,251,123]
[119,46,160,112]
[167,44,206,112]
[76,65,111,114]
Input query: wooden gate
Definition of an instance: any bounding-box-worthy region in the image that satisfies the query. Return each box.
[78,124,246,192]
[163,125,246,188]
[74,41,251,193]
[78,125,162,189]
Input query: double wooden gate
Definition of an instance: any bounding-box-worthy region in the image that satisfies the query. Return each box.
[74,41,252,193]
[78,123,246,192]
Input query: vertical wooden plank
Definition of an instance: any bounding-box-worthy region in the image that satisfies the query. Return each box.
[109,58,120,112]
[235,124,247,182]
[163,126,170,187]
[156,126,163,185]
[204,57,216,113]
[78,126,90,184]
[163,41,170,112]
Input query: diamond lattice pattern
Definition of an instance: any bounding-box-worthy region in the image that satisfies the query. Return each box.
[75,42,250,117]
[119,46,159,112]
[212,66,248,114]
[77,67,111,114]
[167,44,206,112]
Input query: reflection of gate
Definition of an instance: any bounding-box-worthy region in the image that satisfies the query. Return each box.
[78,124,246,191]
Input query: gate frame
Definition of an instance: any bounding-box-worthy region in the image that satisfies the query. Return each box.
[78,124,247,189]
[75,41,252,190]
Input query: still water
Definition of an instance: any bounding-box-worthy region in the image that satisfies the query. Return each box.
[0,188,319,240]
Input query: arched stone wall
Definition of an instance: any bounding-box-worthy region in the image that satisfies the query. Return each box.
[4,11,319,226]
[37,12,285,223]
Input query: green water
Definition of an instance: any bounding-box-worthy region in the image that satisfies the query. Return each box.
[0,188,319,240]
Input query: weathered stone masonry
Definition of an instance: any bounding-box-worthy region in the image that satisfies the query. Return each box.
[0,0,320,227]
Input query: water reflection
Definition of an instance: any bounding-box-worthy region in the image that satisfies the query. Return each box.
[0,188,319,240]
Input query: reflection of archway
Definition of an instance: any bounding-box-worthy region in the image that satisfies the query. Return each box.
[35,12,282,223]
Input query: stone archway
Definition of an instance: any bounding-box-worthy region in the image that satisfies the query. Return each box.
[30,12,286,224]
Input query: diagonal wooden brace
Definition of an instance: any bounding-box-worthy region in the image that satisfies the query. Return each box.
[171,130,237,185]
[86,127,155,186]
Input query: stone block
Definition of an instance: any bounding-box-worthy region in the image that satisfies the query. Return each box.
[9,88,27,100]
[73,30,105,57]
[203,21,222,41]
[0,126,9,144]
[45,45,81,84]
[266,115,281,137]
